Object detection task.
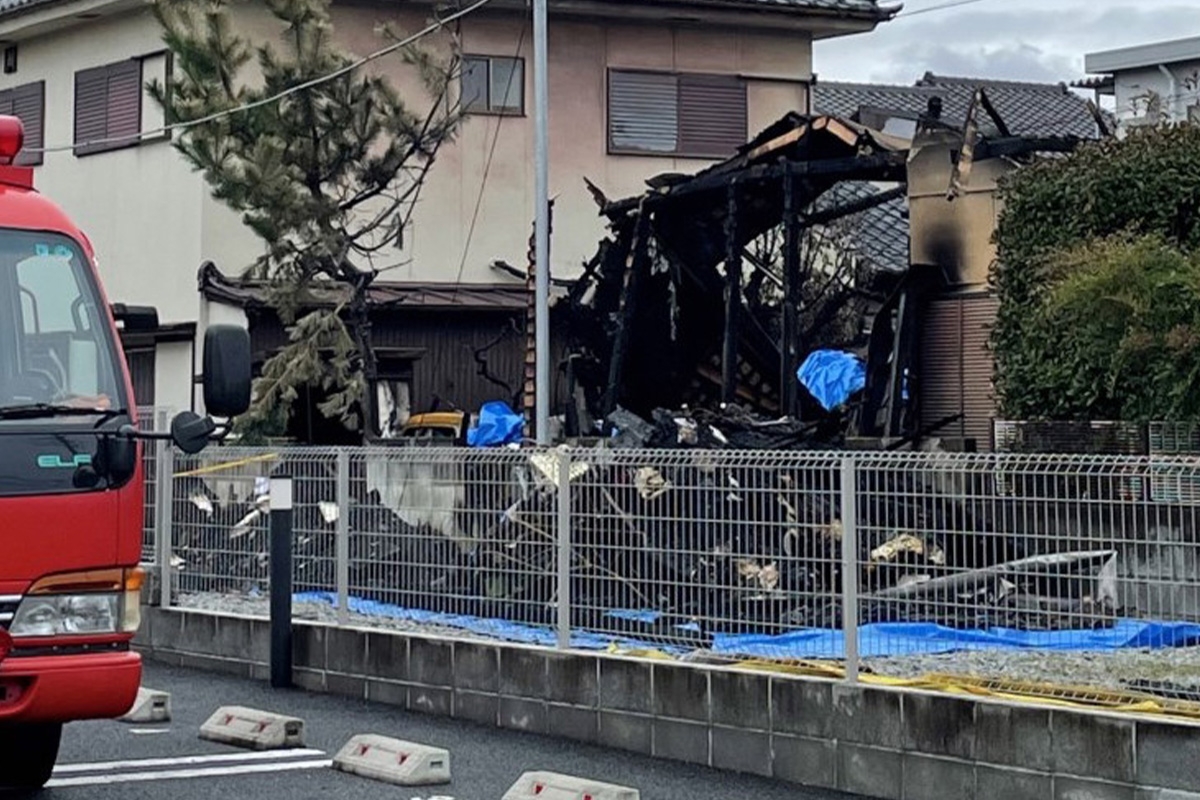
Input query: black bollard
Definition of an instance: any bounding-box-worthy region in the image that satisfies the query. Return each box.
[269,475,294,689]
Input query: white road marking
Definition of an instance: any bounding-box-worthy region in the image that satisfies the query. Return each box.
[45,758,333,787]
[52,748,327,774]
[127,728,171,736]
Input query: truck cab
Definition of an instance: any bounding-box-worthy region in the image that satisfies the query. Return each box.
[0,115,250,788]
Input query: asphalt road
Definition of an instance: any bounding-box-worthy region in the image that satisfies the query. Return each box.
[34,660,874,799]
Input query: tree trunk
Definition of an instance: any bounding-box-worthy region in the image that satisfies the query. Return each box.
[347,272,377,442]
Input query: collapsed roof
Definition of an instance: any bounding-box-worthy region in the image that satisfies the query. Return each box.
[558,94,1087,444]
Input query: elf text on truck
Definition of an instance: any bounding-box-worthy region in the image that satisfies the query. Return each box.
[0,114,251,789]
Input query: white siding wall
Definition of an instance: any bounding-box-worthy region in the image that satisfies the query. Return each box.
[1112,62,1200,127]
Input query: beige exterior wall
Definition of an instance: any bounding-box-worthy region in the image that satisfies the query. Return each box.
[908,135,1010,287]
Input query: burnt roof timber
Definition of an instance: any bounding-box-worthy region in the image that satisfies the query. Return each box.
[603,152,908,217]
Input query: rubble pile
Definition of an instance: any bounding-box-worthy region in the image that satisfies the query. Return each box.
[603,404,847,451]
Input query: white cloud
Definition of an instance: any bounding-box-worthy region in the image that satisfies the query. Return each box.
[815,1,1200,85]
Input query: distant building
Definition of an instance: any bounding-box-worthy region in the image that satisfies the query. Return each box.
[1084,35,1200,130]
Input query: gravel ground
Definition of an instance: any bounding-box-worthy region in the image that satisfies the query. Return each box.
[176,592,497,642]
[175,592,1200,696]
[865,648,1200,692]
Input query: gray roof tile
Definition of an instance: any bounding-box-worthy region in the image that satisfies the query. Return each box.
[709,0,890,12]
[0,0,57,14]
[814,181,909,274]
[813,72,1102,139]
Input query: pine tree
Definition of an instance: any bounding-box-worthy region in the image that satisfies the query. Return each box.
[149,0,463,441]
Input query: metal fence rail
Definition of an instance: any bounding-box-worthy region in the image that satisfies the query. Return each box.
[145,443,1200,700]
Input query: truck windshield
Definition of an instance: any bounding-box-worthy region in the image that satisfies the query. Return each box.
[0,229,125,422]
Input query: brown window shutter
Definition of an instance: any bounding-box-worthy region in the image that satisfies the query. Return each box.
[959,293,999,450]
[74,66,110,154]
[12,81,44,166]
[75,60,142,155]
[608,70,678,154]
[920,296,965,439]
[677,73,746,158]
[105,59,142,142]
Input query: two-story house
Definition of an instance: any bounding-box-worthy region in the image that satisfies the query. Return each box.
[1083,35,1200,131]
[0,0,895,438]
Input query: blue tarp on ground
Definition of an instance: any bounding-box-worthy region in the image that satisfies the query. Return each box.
[293,592,1200,659]
[292,592,690,654]
[711,619,1200,659]
[466,401,524,447]
[797,350,867,412]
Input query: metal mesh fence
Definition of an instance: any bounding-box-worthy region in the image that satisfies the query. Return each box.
[137,406,172,564]
[169,448,340,598]
[154,444,1200,703]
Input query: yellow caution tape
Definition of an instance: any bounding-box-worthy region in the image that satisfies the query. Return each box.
[173,453,279,478]
[600,648,1200,720]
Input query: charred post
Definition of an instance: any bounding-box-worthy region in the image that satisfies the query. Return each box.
[722,182,742,404]
[603,202,651,416]
[781,165,802,417]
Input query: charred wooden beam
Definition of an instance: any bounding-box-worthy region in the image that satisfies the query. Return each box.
[802,184,908,227]
[781,165,802,417]
[602,152,909,217]
[948,90,983,201]
[977,88,1012,139]
[722,183,742,405]
[602,201,651,416]
[975,136,1081,159]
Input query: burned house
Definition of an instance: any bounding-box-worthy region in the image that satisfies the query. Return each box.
[557,91,1094,450]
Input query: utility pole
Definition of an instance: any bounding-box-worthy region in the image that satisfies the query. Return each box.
[533,0,550,444]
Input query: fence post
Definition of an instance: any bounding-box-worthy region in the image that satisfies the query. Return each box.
[269,475,294,689]
[840,455,860,684]
[155,443,175,608]
[556,447,572,650]
[335,448,350,625]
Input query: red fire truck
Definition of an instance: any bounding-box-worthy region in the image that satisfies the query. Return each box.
[0,114,250,788]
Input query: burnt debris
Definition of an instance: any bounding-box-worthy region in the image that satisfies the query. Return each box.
[555,103,1083,446]
[170,447,1119,651]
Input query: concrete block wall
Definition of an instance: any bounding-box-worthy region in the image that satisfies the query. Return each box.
[135,606,1200,799]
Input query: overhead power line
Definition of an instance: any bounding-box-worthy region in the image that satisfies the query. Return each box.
[26,0,492,155]
[896,0,991,19]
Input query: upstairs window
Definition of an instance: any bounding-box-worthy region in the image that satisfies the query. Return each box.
[0,81,44,166]
[74,59,143,156]
[608,69,747,159]
[462,55,524,115]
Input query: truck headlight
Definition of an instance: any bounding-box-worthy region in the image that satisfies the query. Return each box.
[9,568,143,638]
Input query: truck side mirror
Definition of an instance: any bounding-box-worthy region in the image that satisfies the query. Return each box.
[201,324,252,418]
[170,411,216,455]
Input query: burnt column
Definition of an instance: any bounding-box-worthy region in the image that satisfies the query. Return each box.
[603,202,650,416]
[781,165,802,417]
[722,182,742,404]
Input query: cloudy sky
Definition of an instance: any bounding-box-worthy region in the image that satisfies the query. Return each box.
[813,0,1200,86]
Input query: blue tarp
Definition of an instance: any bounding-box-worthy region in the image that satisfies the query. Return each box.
[712,619,1200,659]
[466,401,524,447]
[293,591,1200,660]
[797,350,866,412]
[292,592,690,654]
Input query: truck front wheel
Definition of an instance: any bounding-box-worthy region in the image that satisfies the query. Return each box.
[0,722,62,789]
